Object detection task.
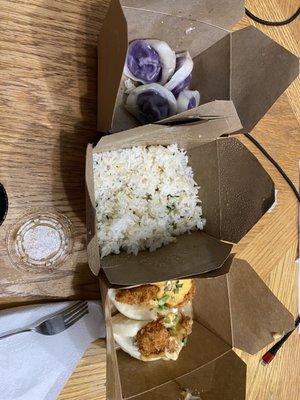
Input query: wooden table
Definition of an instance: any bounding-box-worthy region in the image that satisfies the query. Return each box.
[0,0,299,399]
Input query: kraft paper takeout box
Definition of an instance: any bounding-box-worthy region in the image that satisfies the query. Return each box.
[86,100,274,285]
[99,256,294,400]
[89,1,299,398]
[86,100,294,399]
[97,0,299,134]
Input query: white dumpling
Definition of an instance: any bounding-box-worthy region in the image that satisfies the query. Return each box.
[177,90,200,113]
[111,313,148,337]
[112,314,152,361]
[164,51,194,96]
[109,289,158,320]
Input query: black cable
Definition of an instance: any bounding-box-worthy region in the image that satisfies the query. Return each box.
[237,8,300,356]
[0,183,8,226]
[243,6,300,201]
[244,133,300,202]
[244,132,300,363]
[245,7,300,26]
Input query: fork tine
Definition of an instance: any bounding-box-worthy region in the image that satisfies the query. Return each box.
[62,301,88,319]
[64,302,89,324]
[65,308,89,329]
[33,301,86,327]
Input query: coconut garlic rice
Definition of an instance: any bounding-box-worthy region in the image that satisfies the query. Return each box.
[93,144,205,258]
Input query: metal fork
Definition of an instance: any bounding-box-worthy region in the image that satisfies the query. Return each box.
[0,301,89,340]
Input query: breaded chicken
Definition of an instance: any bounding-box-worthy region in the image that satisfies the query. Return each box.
[115,284,159,305]
[136,315,193,358]
[136,317,170,357]
[178,316,193,336]
[178,280,196,307]
[115,280,196,309]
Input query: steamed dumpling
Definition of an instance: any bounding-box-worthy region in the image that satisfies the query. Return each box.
[112,313,149,360]
[124,39,176,85]
[109,288,158,320]
[109,279,195,320]
[112,313,148,338]
[112,312,193,362]
[125,83,177,123]
[177,90,200,113]
[164,51,194,96]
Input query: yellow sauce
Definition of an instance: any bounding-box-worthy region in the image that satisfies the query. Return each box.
[154,279,192,307]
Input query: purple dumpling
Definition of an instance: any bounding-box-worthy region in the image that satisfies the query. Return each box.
[124,40,176,85]
[172,74,192,97]
[137,91,169,123]
[165,51,193,96]
[127,41,162,83]
[177,90,200,113]
[126,83,177,124]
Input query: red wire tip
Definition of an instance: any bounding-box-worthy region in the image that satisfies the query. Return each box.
[261,351,275,366]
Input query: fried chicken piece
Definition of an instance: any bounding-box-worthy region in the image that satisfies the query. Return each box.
[178,280,196,307]
[179,316,193,336]
[115,284,159,305]
[136,317,170,357]
[136,315,193,358]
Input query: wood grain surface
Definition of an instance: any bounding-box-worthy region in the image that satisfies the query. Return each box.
[0,0,299,399]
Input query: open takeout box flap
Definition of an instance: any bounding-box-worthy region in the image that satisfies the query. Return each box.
[186,137,275,243]
[195,257,295,354]
[101,232,232,286]
[230,26,300,133]
[191,26,300,133]
[226,258,295,354]
[98,0,128,132]
[98,0,233,133]
[216,137,275,243]
[102,276,246,400]
[96,101,242,153]
[158,99,241,133]
[120,0,245,29]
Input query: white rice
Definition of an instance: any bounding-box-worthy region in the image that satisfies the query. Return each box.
[93,144,205,258]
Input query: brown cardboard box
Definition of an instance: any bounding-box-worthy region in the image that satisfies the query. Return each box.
[89,1,299,398]
[86,101,293,399]
[86,100,274,285]
[86,101,296,398]
[97,0,299,134]
[99,257,294,400]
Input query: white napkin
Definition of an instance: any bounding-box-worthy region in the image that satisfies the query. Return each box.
[0,301,106,400]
